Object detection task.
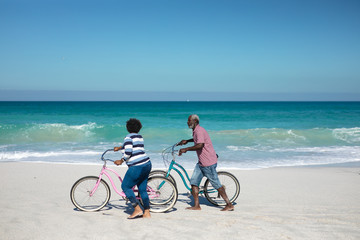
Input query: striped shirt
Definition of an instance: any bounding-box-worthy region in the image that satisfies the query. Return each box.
[122,133,150,167]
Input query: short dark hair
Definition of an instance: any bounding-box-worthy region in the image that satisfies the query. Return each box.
[126,118,142,133]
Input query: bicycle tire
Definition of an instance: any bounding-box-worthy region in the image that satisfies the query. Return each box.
[149,170,177,187]
[204,171,240,206]
[147,176,178,213]
[70,176,111,212]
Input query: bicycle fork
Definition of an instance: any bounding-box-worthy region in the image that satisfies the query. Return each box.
[89,177,103,197]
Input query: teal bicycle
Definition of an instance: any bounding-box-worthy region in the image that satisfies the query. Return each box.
[150,143,240,206]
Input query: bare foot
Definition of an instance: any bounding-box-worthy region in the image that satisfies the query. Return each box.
[186,206,201,210]
[220,204,234,211]
[128,211,143,219]
[143,209,151,218]
[128,205,143,219]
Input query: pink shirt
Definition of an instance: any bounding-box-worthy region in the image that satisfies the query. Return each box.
[193,125,217,167]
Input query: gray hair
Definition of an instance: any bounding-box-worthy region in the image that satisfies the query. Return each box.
[190,114,200,123]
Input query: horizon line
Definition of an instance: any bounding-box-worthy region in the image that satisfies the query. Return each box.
[0,89,359,101]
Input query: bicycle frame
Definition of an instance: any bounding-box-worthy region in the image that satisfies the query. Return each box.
[91,164,127,198]
[91,149,158,200]
[166,159,193,191]
[163,144,216,195]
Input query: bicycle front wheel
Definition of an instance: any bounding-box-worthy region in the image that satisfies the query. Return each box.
[70,176,111,212]
[149,170,177,187]
[147,176,178,213]
[204,171,240,206]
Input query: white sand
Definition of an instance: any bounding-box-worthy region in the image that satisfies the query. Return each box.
[0,162,359,240]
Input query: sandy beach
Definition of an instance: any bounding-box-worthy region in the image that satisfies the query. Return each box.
[0,162,359,240]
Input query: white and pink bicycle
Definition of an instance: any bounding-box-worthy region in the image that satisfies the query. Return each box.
[70,149,178,213]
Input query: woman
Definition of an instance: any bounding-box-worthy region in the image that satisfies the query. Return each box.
[114,118,152,219]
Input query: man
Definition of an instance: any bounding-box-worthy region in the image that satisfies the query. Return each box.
[178,114,234,211]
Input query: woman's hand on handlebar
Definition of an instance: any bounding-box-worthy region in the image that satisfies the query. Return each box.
[114,146,122,152]
[114,159,124,165]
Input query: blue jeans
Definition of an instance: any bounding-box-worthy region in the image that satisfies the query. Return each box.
[121,161,152,209]
[190,163,222,190]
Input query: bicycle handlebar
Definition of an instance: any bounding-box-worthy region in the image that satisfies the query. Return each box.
[168,143,181,157]
[101,149,116,162]
[102,143,181,165]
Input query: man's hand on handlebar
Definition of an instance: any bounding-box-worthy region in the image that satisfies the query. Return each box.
[177,140,188,146]
[179,148,187,156]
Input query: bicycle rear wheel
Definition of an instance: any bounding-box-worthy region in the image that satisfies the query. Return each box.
[204,171,240,206]
[70,176,111,212]
[147,176,178,213]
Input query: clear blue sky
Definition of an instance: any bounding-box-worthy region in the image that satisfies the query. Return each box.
[0,0,359,100]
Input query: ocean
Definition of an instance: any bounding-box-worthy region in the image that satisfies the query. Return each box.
[1,101,359,169]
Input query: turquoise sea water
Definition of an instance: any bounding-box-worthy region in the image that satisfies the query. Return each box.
[1,101,360,169]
